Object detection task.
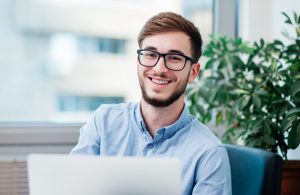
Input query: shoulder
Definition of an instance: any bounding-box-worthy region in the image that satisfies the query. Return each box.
[183,116,223,150]
[184,118,229,164]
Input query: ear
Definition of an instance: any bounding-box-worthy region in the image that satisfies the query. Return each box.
[188,63,200,83]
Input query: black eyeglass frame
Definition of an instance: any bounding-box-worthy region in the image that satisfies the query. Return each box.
[137,49,196,71]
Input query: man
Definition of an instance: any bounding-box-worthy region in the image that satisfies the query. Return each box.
[71,12,232,195]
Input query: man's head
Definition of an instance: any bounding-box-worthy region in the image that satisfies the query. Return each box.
[138,12,202,63]
[137,12,202,108]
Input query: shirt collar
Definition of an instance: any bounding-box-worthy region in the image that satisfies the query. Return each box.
[134,102,192,140]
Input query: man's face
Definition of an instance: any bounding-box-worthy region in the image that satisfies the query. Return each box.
[137,31,200,107]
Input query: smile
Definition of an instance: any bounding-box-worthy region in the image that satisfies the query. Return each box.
[152,78,170,85]
[148,76,172,85]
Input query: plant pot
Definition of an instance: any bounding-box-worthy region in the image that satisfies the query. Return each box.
[281,160,300,195]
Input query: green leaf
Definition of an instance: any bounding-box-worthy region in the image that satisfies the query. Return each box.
[285,45,299,55]
[219,59,227,69]
[264,120,272,135]
[289,81,300,96]
[255,89,269,96]
[264,135,276,145]
[252,95,262,108]
[239,96,251,109]
[205,59,215,69]
[195,104,206,117]
[254,42,259,49]
[281,116,296,132]
[231,56,244,68]
[237,82,251,91]
[260,39,265,47]
[279,102,290,117]
[286,108,300,117]
[234,128,247,139]
[234,37,242,45]
[282,12,292,24]
[216,111,223,125]
[288,122,300,149]
[252,119,264,130]
[233,89,249,95]
[293,11,298,24]
[225,110,234,124]
[273,40,284,46]
[296,40,300,47]
[272,99,286,105]
[203,49,213,57]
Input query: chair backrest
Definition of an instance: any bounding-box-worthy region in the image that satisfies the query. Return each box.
[225,144,283,195]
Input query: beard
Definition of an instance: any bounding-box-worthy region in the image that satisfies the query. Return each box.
[139,72,189,108]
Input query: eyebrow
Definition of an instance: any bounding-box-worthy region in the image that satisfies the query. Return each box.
[142,46,186,56]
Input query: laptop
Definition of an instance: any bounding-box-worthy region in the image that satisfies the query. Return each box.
[27,154,181,195]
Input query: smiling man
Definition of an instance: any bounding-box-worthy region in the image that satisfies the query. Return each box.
[71,12,232,195]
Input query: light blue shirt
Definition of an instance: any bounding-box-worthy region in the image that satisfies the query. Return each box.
[70,102,232,195]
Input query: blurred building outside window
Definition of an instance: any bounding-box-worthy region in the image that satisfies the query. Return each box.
[0,0,213,123]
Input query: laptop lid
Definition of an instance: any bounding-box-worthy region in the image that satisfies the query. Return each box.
[27,154,181,195]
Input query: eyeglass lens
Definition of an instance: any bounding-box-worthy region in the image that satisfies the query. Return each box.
[138,50,186,71]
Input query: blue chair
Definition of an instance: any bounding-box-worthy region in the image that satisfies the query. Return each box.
[225,144,283,195]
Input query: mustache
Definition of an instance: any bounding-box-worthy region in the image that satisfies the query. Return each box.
[146,72,170,79]
[152,72,168,78]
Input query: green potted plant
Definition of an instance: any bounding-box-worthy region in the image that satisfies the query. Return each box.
[186,12,300,194]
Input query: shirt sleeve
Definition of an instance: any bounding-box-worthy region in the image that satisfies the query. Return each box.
[192,145,232,195]
[69,108,102,155]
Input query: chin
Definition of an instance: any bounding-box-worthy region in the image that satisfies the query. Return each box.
[143,92,182,108]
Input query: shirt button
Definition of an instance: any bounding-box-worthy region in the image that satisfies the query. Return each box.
[147,144,153,149]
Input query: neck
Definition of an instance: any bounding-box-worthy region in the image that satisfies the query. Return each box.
[140,96,185,138]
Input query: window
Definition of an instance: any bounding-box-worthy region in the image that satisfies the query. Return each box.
[78,37,126,54]
[58,95,124,112]
[182,0,213,46]
[0,0,214,123]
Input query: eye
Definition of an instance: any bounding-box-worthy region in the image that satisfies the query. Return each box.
[166,55,185,62]
[142,51,158,59]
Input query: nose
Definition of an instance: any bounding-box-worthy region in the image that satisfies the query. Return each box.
[152,56,168,73]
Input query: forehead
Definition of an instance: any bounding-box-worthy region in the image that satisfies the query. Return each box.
[141,31,192,56]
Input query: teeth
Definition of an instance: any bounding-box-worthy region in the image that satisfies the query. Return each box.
[152,79,169,85]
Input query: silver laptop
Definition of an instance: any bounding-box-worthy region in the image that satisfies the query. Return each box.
[27,154,181,195]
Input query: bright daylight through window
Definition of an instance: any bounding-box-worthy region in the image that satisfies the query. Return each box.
[0,0,213,123]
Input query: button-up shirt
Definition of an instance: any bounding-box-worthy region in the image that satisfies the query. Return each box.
[70,102,232,195]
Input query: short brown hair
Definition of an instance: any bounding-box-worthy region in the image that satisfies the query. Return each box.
[138,12,202,62]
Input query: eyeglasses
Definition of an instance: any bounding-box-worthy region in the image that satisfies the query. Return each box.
[137,49,196,71]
